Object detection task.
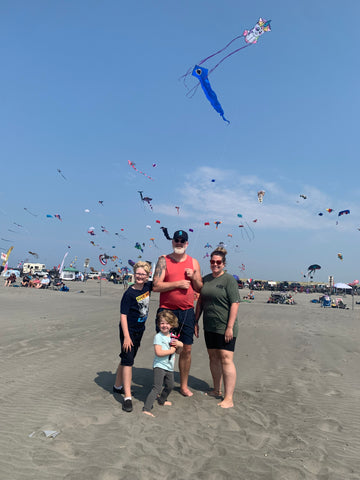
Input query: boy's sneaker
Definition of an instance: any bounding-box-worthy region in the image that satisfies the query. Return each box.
[113,386,124,394]
[122,399,133,412]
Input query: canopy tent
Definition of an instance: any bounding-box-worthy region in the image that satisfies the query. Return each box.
[334,282,352,290]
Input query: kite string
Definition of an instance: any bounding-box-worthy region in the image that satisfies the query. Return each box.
[208,44,251,75]
[180,34,245,95]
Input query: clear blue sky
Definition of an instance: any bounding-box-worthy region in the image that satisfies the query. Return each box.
[1,0,359,282]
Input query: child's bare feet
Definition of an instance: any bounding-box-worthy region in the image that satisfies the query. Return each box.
[143,410,155,417]
[217,399,234,408]
[163,401,172,406]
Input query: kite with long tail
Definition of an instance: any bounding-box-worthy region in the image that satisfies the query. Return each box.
[181,18,271,122]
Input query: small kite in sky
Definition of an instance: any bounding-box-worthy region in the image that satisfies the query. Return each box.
[338,209,350,216]
[257,190,265,203]
[57,168,67,180]
[28,251,39,258]
[98,200,104,206]
[90,241,98,246]
[138,191,153,210]
[14,222,23,227]
[300,194,307,200]
[204,242,212,248]
[214,221,222,229]
[88,227,95,236]
[337,253,343,261]
[101,226,109,233]
[24,207,38,217]
[84,209,90,213]
[204,222,210,226]
[175,206,180,215]
[326,208,333,213]
[128,160,154,180]
[54,214,62,221]
[135,242,144,253]
[306,264,321,279]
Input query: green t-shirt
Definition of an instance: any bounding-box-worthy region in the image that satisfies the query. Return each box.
[200,273,240,337]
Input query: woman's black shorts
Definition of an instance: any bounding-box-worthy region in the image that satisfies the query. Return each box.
[204,330,236,352]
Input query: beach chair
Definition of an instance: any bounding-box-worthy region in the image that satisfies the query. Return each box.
[321,296,331,307]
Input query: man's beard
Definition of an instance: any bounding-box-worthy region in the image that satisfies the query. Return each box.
[173,246,185,255]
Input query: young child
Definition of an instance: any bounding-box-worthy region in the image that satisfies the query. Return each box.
[143,310,183,417]
[113,261,152,413]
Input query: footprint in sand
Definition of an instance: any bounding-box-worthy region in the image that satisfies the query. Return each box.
[318,418,342,433]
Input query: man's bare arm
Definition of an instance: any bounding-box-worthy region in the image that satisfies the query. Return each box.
[152,256,191,292]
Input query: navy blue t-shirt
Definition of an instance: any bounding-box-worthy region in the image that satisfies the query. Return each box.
[120,282,152,333]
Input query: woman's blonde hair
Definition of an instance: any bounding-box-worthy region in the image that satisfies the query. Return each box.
[156,309,179,328]
[133,261,151,275]
[211,246,227,264]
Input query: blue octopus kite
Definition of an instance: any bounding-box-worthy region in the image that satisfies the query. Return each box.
[182,18,271,123]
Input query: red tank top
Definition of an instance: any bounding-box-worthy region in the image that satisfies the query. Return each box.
[160,255,195,310]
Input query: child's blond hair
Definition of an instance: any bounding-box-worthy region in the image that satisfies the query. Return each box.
[156,310,178,329]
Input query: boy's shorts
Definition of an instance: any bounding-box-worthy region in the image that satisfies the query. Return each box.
[204,330,236,352]
[156,307,196,345]
[119,326,144,366]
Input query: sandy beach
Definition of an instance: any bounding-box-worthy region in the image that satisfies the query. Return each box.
[1,281,360,480]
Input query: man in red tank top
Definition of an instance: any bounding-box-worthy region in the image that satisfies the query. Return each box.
[153,230,203,396]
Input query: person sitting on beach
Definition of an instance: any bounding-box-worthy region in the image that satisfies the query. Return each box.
[33,275,50,289]
[113,261,152,413]
[143,310,183,417]
[4,273,17,287]
[29,277,41,288]
[21,275,31,287]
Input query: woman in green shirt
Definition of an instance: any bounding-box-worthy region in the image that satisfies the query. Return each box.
[195,247,240,408]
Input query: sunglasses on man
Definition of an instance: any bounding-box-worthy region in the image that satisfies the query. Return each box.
[173,238,186,244]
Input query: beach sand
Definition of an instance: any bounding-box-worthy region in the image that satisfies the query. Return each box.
[1,281,360,479]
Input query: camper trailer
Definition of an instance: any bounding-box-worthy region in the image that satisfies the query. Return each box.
[22,263,46,275]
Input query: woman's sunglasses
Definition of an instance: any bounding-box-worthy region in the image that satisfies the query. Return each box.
[210,260,223,265]
[173,238,186,244]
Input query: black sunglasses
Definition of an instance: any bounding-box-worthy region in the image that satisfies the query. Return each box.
[173,238,186,244]
[210,260,223,265]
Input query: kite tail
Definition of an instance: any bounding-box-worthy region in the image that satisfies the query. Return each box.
[208,44,251,75]
[221,114,230,124]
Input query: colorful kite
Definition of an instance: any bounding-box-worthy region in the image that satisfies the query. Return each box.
[338,210,350,216]
[135,242,144,253]
[128,160,154,180]
[337,253,343,261]
[257,190,265,203]
[182,18,271,88]
[175,206,180,214]
[214,221,222,229]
